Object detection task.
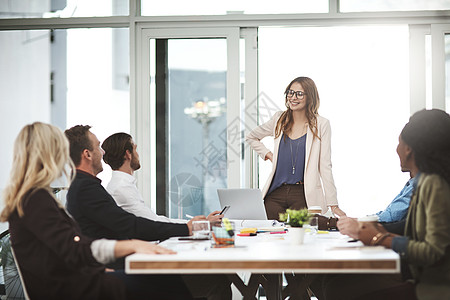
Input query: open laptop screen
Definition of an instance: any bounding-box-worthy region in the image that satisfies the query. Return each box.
[217,188,268,220]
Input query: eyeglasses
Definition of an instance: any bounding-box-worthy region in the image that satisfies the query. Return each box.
[285,90,306,99]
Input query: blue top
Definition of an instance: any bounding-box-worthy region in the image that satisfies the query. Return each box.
[376,177,417,223]
[267,133,306,196]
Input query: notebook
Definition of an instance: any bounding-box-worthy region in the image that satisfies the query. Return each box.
[217,188,268,220]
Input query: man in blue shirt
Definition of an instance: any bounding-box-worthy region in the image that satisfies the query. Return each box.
[375,172,416,223]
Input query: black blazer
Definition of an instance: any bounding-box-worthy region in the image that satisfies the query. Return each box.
[9,189,126,300]
[67,171,189,242]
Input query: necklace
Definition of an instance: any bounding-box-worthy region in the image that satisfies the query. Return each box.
[289,137,301,175]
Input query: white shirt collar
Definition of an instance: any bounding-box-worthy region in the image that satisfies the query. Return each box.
[111,170,136,184]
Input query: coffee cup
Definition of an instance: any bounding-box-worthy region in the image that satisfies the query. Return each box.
[308,206,322,215]
[357,215,379,226]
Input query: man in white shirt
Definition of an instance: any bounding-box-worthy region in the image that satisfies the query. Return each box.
[102,132,231,300]
[102,132,222,224]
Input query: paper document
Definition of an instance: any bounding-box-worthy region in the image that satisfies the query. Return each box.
[231,219,283,229]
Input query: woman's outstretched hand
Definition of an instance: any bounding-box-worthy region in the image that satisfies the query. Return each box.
[331,206,347,218]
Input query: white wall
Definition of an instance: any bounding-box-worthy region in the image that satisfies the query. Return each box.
[0,30,51,231]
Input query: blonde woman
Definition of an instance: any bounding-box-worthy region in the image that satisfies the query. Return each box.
[246,77,346,219]
[1,122,192,300]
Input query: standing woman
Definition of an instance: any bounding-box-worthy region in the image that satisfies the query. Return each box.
[246,77,346,219]
[0,122,191,300]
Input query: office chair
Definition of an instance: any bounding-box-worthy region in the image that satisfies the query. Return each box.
[0,230,26,300]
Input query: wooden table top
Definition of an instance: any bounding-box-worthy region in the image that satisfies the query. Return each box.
[126,231,400,274]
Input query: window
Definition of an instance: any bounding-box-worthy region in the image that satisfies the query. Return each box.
[65,28,130,183]
[141,0,327,16]
[340,0,450,12]
[0,0,129,18]
[0,27,130,197]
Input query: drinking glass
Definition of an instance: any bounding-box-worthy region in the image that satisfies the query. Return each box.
[192,220,211,239]
[309,216,319,234]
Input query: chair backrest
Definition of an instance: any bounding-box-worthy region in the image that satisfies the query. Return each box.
[0,230,7,297]
[10,248,30,300]
[0,230,28,300]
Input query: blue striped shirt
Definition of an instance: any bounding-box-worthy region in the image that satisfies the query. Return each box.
[376,177,416,223]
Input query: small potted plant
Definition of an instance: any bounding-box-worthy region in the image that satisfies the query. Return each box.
[279,208,311,244]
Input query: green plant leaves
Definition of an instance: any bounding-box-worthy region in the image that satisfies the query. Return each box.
[279,208,311,227]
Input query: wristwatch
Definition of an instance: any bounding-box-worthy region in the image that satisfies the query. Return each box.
[327,217,338,230]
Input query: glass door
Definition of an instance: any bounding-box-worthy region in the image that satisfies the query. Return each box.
[136,27,243,219]
[165,38,227,218]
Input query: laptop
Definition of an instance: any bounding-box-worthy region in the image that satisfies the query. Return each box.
[217,188,268,220]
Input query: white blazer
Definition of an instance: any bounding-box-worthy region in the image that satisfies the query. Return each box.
[245,111,338,213]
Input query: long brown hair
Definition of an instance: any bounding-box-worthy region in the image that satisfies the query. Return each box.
[275,77,320,140]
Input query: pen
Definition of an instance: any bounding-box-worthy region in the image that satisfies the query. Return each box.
[185,214,194,219]
[237,233,257,236]
[270,231,286,234]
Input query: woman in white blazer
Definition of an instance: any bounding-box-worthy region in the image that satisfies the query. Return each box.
[246,77,346,219]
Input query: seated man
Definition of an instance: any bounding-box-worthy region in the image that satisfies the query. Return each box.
[65,125,232,300]
[101,132,221,223]
[65,125,195,242]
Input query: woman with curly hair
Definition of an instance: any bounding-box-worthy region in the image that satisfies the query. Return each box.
[312,109,450,300]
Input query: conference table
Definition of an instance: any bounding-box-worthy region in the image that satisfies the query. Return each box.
[126,225,400,299]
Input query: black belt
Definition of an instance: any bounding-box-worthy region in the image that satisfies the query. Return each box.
[282,181,304,185]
